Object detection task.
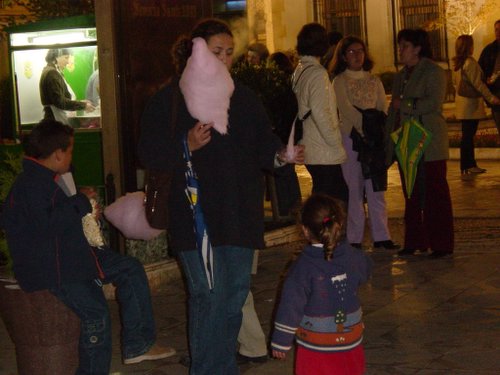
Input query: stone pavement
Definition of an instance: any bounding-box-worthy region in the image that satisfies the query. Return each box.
[1,159,499,375]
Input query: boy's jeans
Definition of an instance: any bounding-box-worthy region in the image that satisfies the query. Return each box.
[50,249,156,375]
[178,246,254,375]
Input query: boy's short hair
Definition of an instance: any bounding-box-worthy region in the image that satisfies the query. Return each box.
[23,119,74,159]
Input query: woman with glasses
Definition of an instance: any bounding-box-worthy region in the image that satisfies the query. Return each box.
[330,36,399,250]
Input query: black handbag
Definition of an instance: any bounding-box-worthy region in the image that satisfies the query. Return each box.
[144,82,180,229]
[144,170,172,229]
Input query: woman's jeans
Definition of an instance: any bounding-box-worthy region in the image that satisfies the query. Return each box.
[178,246,254,375]
[460,119,479,171]
[50,249,156,375]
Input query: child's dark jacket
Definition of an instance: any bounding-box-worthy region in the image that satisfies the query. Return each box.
[1,159,100,292]
[271,241,372,353]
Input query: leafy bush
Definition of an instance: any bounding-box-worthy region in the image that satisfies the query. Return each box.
[449,131,500,148]
[0,151,23,274]
[231,61,293,130]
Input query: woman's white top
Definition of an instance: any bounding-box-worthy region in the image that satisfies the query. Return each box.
[333,69,387,136]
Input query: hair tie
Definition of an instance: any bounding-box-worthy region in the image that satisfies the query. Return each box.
[322,216,334,224]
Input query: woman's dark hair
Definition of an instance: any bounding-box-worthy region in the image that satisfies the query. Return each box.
[397,28,433,59]
[269,51,294,75]
[248,42,270,63]
[23,119,74,159]
[172,18,233,75]
[327,31,344,47]
[329,35,374,77]
[452,34,474,71]
[296,23,328,57]
[301,194,346,261]
[45,48,73,64]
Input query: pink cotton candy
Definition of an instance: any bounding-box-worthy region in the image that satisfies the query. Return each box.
[104,191,164,241]
[179,37,235,134]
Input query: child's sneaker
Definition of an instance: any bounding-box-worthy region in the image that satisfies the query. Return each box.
[124,344,176,364]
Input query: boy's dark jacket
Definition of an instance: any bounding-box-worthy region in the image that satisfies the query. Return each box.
[0,159,100,292]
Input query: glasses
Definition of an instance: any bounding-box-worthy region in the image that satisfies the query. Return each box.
[346,48,365,55]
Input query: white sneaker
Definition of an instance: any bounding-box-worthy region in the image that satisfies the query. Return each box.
[124,344,176,364]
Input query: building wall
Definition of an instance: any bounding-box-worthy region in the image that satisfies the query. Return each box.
[264,0,499,75]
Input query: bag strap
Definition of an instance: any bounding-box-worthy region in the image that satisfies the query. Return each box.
[292,64,313,91]
[292,65,313,120]
[169,78,181,136]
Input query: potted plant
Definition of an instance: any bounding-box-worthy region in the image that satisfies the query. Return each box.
[0,150,80,375]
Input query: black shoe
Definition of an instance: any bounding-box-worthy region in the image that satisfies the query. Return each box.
[350,243,362,249]
[428,251,452,259]
[397,248,416,256]
[374,240,400,250]
[236,353,268,365]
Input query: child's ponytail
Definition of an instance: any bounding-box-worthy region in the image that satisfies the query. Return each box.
[301,194,346,261]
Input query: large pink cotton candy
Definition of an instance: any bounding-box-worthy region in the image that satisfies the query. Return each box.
[104,191,164,241]
[179,37,235,134]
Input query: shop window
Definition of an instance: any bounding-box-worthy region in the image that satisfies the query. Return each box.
[313,0,367,40]
[393,0,447,62]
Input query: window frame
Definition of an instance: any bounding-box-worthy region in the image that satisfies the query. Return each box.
[313,0,368,43]
[391,0,448,64]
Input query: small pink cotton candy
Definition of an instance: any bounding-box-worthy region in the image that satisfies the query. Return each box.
[104,191,164,240]
[179,37,235,134]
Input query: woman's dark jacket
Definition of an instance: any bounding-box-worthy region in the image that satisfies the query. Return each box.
[385,58,448,166]
[39,64,86,119]
[138,81,282,254]
[0,159,99,292]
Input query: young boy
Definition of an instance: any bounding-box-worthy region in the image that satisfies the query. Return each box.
[0,119,175,373]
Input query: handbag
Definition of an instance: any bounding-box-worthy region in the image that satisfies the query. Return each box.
[144,170,173,229]
[458,69,481,98]
[143,81,180,229]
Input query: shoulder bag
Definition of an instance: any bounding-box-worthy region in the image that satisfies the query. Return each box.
[458,68,481,98]
[144,82,180,229]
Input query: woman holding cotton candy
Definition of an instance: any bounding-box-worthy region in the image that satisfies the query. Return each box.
[138,18,303,375]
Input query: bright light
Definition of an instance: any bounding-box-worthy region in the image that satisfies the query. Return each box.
[10,29,96,47]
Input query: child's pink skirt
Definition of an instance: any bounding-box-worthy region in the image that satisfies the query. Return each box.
[295,344,365,375]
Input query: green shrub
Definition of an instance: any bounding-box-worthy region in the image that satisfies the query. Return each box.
[0,151,23,275]
[449,131,500,148]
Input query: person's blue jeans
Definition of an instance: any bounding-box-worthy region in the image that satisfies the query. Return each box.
[50,249,156,375]
[178,246,254,375]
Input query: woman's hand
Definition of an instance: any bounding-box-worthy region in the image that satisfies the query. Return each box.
[82,100,96,112]
[187,122,213,152]
[277,145,305,165]
[272,349,286,360]
[80,187,101,219]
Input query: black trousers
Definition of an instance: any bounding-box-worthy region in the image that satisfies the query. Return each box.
[305,164,348,203]
[460,119,479,171]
